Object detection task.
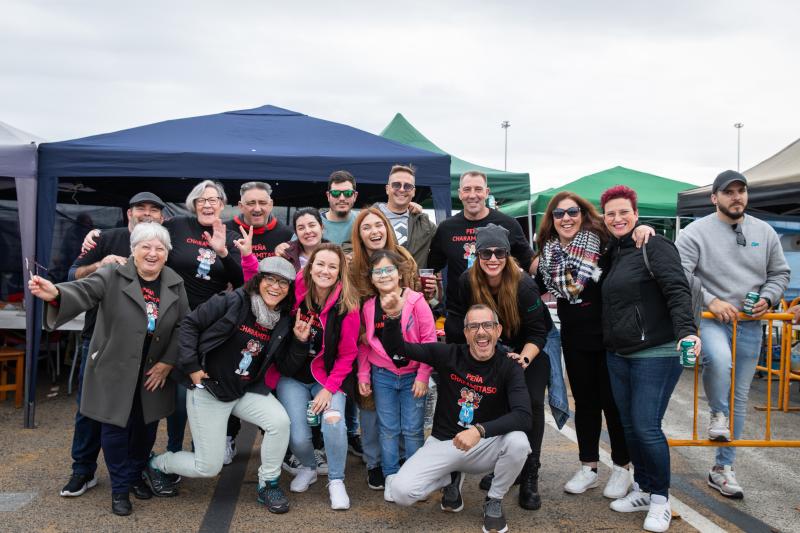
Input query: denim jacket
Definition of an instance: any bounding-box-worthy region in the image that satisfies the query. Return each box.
[543,326,569,429]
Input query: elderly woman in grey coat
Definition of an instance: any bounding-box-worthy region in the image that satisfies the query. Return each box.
[29,222,189,517]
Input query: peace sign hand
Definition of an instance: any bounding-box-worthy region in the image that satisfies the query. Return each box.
[293,312,312,342]
[233,225,254,257]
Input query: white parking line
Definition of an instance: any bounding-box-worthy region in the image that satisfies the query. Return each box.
[545,413,728,533]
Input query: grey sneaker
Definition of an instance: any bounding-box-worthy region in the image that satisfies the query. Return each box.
[708,465,743,499]
[482,497,508,533]
[257,480,290,514]
[440,472,464,512]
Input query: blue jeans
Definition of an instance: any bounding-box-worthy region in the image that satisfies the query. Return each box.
[606,352,682,498]
[345,395,359,437]
[700,318,763,466]
[359,408,381,470]
[276,377,348,480]
[166,384,188,453]
[71,339,102,476]
[371,367,426,476]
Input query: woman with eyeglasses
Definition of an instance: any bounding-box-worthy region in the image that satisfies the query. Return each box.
[599,185,699,533]
[356,249,435,502]
[267,243,361,510]
[147,256,301,514]
[444,223,552,511]
[535,191,633,500]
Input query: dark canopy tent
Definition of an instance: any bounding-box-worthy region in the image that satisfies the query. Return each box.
[678,136,800,217]
[26,104,451,427]
[0,121,44,428]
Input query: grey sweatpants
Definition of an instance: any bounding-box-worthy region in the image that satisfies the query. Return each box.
[391,431,530,503]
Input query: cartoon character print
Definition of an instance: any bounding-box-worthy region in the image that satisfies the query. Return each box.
[464,242,476,269]
[235,339,263,377]
[196,247,217,280]
[457,387,482,427]
[145,301,158,333]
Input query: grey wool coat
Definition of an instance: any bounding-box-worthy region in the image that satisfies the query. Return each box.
[45,259,189,428]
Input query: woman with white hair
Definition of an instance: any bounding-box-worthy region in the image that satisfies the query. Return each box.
[29,222,190,517]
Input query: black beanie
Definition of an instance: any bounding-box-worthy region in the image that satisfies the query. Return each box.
[475,223,510,251]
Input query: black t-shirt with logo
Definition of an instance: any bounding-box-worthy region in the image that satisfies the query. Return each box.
[427,210,533,305]
[164,216,243,309]
[292,300,323,384]
[226,216,293,261]
[138,275,161,361]
[204,309,272,401]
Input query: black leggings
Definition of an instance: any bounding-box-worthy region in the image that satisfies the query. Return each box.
[524,352,550,463]
[562,345,629,466]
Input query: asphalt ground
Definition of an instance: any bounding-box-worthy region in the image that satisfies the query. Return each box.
[1,367,798,533]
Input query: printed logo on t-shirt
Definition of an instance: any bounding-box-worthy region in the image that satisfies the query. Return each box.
[141,287,160,333]
[235,323,271,381]
[252,243,276,260]
[297,307,323,355]
[463,242,476,269]
[195,248,217,280]
[457,387,483,427]
[235,339,263,377]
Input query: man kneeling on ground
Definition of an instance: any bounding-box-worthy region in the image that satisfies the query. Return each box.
[380,295,531,533]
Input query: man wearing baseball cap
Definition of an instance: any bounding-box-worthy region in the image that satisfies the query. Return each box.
[59,192,168,499]
[676,170,789,499]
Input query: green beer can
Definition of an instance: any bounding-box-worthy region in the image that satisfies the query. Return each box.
[306,401,320,426]
[680,339,697,368]
[743,291,759,315]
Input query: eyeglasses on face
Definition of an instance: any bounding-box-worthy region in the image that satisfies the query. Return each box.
[477,248,508,260]
[263,275,290,289]
[329,189,355,198]
[464,321,498,333]
[371,265,398,277]
[195,196,222,207]
[552,207,581,219]
[390,182,415,192]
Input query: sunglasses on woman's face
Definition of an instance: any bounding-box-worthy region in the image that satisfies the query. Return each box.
[477,248,508,260]
[329,189,355,198]
[552,207,581,219]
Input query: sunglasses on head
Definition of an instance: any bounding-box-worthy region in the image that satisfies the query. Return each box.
[390,182,415,192]
[329,189,355,198]
[552,207,581,219]
[477,248,508,260]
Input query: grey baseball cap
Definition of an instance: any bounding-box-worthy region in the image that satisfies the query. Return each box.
[129,191,166,209]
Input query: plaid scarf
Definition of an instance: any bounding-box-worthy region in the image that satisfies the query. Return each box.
[539,230,602,303]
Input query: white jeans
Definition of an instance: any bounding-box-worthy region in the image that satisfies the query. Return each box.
[153,388,289,484]
[391,431,530,504]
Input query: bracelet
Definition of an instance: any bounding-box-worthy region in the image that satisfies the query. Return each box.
[474,423,486,438]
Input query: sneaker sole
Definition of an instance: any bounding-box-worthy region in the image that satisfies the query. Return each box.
[368,483,385,490]
[60,476,98,497]
[708,434,731,442]
[440,475,465,512]
[482,524,509,533]
[707,478,744,499]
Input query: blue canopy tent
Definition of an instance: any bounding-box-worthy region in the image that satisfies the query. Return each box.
[27,104,451,427]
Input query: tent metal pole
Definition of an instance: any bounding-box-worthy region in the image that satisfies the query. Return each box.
[527,198,534,250]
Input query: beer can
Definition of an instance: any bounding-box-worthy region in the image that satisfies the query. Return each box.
[680,340,697,368]
[743,291,759,315]
[306,400,320,426]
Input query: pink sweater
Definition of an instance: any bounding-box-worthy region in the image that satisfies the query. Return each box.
[357,289,435,385]
[264,272,360,394]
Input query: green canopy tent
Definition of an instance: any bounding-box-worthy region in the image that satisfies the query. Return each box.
[380,113,530,206]
[499,166,697,242]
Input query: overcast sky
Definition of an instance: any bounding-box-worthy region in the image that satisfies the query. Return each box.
[2,0,799,191]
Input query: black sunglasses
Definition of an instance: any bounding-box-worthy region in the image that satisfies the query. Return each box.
[477,248,508,260]
[732,224,746,247]
[329,189,355,198]
[552,207,581,219]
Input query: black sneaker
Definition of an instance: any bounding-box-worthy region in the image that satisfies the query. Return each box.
[482,497,508,533]
[282,453,303,475]
[60,473,98,497]
[479,473,493,491]
[257,481,290,514]
[143,453,178,497]
[440,472,464,512]
[130,477,153,500]
[111,492,132,516]
[166,473,182,484]
[348,435,364,457]
[367,466,385,490]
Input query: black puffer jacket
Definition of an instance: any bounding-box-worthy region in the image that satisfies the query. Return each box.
[601,233,696,355]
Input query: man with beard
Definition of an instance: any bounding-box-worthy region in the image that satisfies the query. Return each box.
[60,192,168,498]
[322,170,359,244]
[227,182,292,260]
[380,298,531,533]
[676,170,789,500]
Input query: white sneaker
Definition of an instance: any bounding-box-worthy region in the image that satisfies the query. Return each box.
[708,412,731,441]
[290,467,318,493]
[222,436,236,466]
[314,449,329,476]
[603,464,633,499]
[707,465,744,499]
[610,483,651,513]
[564,465,599,494]
[328,479,350,510]
[643,498,672,532]
[384,474,395,502]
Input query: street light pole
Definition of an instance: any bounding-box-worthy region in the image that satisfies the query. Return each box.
[501,120,510,171]
[734,122,744,172]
